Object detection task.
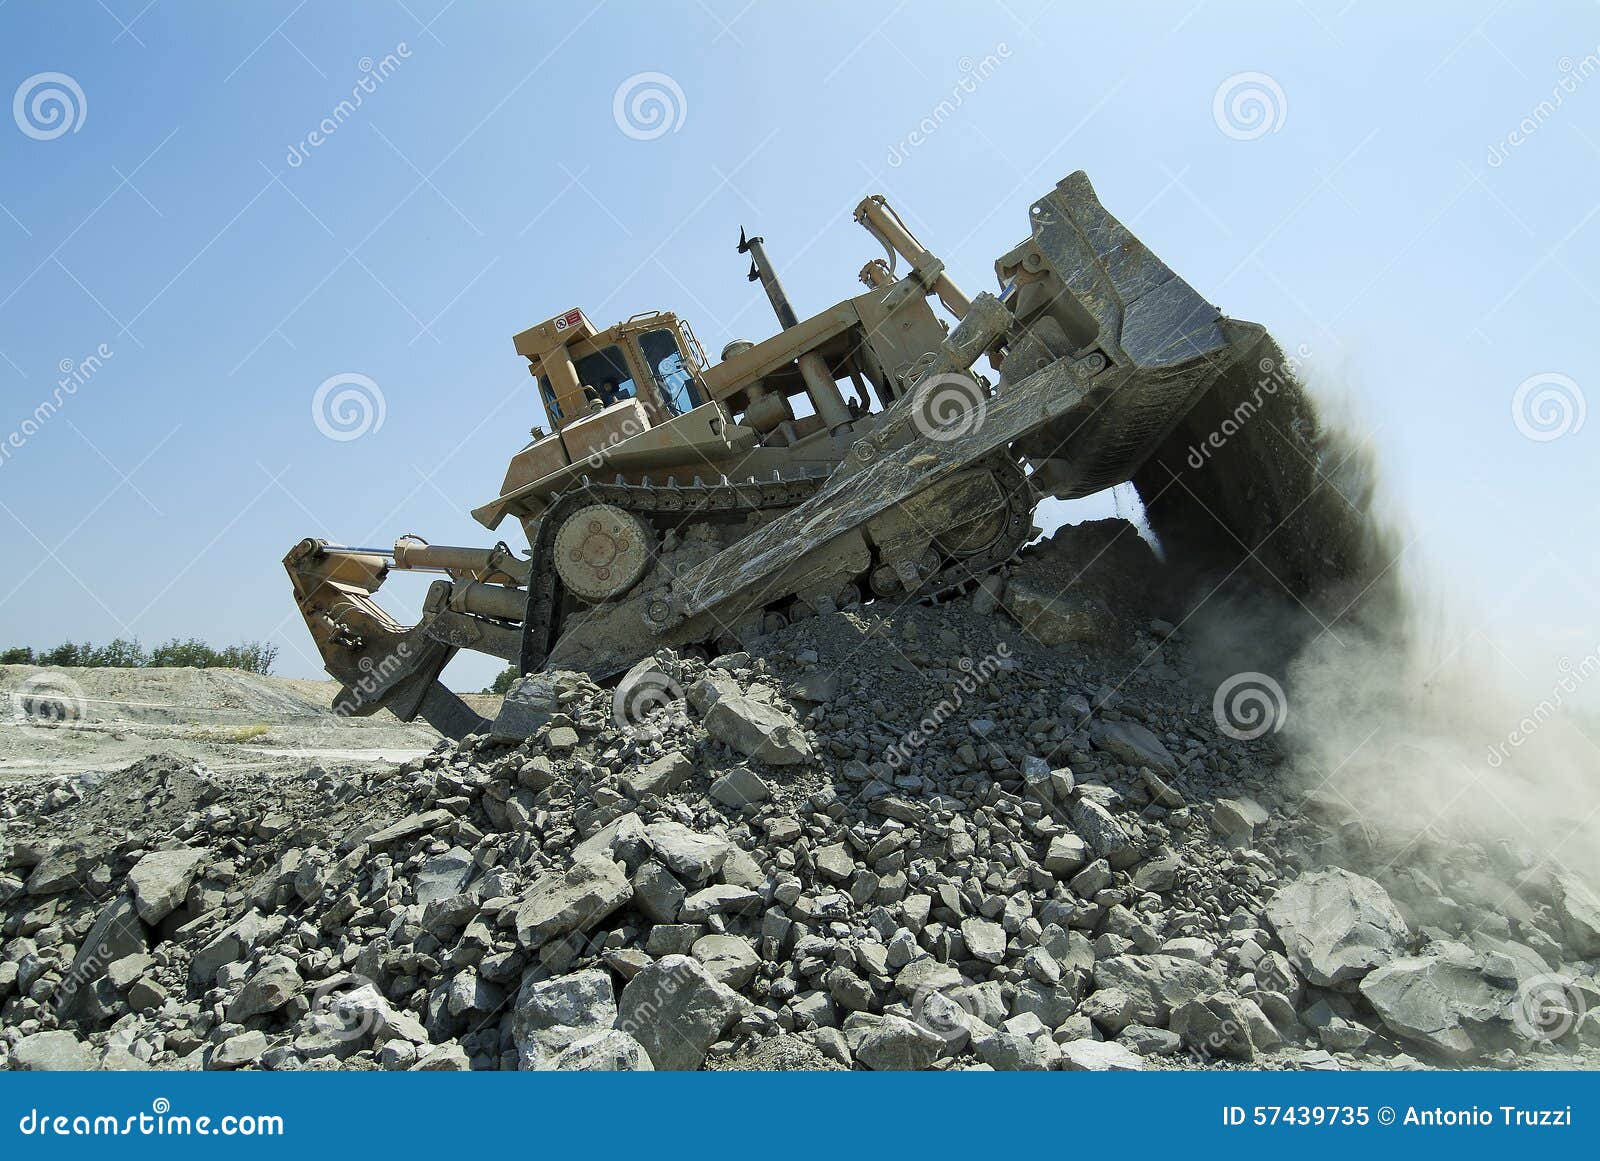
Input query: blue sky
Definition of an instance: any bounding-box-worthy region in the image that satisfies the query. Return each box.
[0,1,1595,693]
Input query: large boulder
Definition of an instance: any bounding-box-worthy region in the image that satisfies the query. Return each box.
[126,846,206,924]
[1265,868,1409,988]
[1090,955,1226,1027]
[551,1029,653,1071]
[512,854,632,949]
[1170,992,1279,1061]
[1003,583,1111,647]
[59,891,148,1019]
[12,1030,97,1071]
[703,695,813,765]
[842,1013,945,1070]
[512,968,617,1068]
[1358,945,1515,1061]
[616,955,748,1070]
[642,821,730,883]
[1089,719,1178,776]
[1552,872,1600,957]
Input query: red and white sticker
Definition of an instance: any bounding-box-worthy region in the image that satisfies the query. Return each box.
[554,308,583,332]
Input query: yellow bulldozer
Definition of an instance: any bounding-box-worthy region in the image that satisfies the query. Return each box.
[285,172,1358,736]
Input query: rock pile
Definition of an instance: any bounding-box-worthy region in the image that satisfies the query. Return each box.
[3,522,1598,1071]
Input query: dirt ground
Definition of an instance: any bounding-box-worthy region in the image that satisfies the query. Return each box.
[0,665,494,781]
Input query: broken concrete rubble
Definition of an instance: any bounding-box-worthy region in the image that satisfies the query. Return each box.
[4,554,1598,1074]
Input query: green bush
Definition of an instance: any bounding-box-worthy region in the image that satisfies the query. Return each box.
[486,665,520,695]
[2,638,278,675]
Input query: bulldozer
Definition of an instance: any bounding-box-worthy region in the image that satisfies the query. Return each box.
[286,171,1359,737]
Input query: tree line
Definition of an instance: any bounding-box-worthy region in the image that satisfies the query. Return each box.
[0,638,279,675]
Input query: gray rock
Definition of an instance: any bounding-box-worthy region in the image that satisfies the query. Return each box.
[227,955,303,1022]
[415,846,475,908]
[491,672,561,740]
[679,883,762,922]
[1091,954,1226,1027]
[631,862,685,924]
[842,1012,944,1070]
[366,809,453,848]
[616,955,747,1070]
[1171,992,1277,1061]
[59,890,148,1017]
[550,1029,654,1071]
[1089,719,1177,775]
[1213,796,1268,843]
[1552,872,1600,957]
[1070,799,1136,868]
[704,694,813,765]
[1058,1038,1146,1071]
[643,820,730,883]
[512,968,617,1068]
[1004,583,1110,647]
[692,934,761,989]
[974,1029,1052,1070]
[126,846,206,924]
[1043,833,1088,875]
[709,766,771,808]
[620,751,693,799]
[960,917,1006,964]
[206,1030,269,1070]
[513,854,632,949]
[1358,946,1514,1060]
[190,910,282,987]
[1265,868,1410,988]
[1118,1024,1182,1056]
[13,1029,97,1071]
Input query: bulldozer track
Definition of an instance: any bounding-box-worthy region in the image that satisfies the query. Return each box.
[519,457,1033,674]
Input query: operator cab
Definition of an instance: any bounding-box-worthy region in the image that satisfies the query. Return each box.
[518,308,706,430]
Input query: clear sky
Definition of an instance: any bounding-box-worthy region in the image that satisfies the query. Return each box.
[1,1,1595,695]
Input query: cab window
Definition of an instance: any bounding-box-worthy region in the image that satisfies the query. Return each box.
[639,329,703,416]
[572,345,637,407]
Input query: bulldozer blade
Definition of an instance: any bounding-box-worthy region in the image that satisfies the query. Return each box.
[413,680,492,740]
